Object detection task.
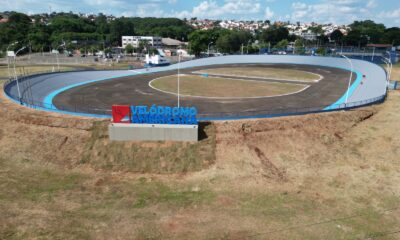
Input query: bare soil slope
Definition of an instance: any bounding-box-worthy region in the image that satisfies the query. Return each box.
[1,84,399,239]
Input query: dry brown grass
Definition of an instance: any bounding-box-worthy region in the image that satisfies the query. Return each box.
[391,63,400,81]
[0,65,76,79]
[151,74,307,98]
[80,121,216,173]
[0,83,400,239]
[195,67,321,82]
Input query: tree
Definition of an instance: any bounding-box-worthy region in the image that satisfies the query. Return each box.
[109,17,135,46]
[0,12,32,50]
[259,26,289,45]
[294,38,305,54]
[138,39,150,54]
[188,30,213,56]
[216,30,252,54]
[94,13,109,35]
[343,29,363,46]
[274,39,289,49]
[125,43,134,55]
[382,27,400,46]
[330,29,344,43]
[309,26,323,35]
[0,11,195,53]
[348,20,385,44]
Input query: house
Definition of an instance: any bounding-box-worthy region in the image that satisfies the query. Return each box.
[161,38,186,49]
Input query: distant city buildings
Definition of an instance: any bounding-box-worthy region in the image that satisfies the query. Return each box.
[0,10,353,42]
[187,19,271,33]
[186,19,350,39]
[300,32,318,41]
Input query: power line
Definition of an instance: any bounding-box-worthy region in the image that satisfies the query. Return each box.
[362,229,400,239]
[237,207,400,239]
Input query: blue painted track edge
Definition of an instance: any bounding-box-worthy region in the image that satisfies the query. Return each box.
[3,62,384,121]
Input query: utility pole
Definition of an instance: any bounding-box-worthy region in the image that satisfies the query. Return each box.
[6,41,18,80]
[13,46,27,103]
[207,42,213,57]
[177,53,181,108]
[341,54,353,105]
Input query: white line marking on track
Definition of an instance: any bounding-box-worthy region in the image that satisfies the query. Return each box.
[148,74,311,99]
[135,89,153,95]
[192,70,324,83]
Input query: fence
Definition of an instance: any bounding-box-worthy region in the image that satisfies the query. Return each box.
[2,54,389,120]
[3,75,387,120]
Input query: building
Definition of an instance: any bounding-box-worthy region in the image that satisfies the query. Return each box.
[300,32,317,41]
[122,36,162,49]
[161,38,186,49]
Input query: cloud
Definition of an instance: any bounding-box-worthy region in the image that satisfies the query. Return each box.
[378,8,400,19]
[289,0,372,24]
[366,0,377,8]
[264,7,274,19]
[172,0,261,19]
[83,0,123,7]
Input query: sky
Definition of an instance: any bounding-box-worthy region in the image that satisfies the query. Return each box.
[1,0,400,27]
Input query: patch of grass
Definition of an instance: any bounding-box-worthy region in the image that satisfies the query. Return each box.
[238,192,318,222]
[0,158,85,203]
[132,179,216,209]
[135,226,163,240]
[339,208,399,239]
[81,121,216,174]
[151,74,307,98]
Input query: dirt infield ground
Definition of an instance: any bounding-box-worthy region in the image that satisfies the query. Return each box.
[1,83,399,239]
[195,66,321,82]
[150,74,307,98]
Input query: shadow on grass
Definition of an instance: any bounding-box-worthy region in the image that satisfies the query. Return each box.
[198,121,212,141]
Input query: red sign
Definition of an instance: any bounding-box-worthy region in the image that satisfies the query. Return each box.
[112,105,131,123]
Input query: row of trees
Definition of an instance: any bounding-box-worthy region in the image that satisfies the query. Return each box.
[1,11,399,57]
[328,21,400,47]
[0,12,192,55]
[188,21,400,56]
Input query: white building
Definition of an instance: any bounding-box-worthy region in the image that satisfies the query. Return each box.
[122,36,162,48]
[301,32,318,41]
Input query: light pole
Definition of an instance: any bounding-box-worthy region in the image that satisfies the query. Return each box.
[341,54,353,104]
[177,52,181,108]
[386,51,393,81]
[372,46,375,62]
[383,58,391,89]
[207,42,213,57]
[383,52,393,90]
[13,46,26,103]
[6,41,18,80]
[56,42,66,71]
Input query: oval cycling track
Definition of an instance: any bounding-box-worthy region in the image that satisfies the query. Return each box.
[52,63,356,119]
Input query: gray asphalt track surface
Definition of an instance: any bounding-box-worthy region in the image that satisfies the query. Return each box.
[52,64,355,118]
[4,55,387,119]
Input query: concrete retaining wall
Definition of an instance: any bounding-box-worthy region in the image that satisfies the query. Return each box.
[109,123,198,141]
